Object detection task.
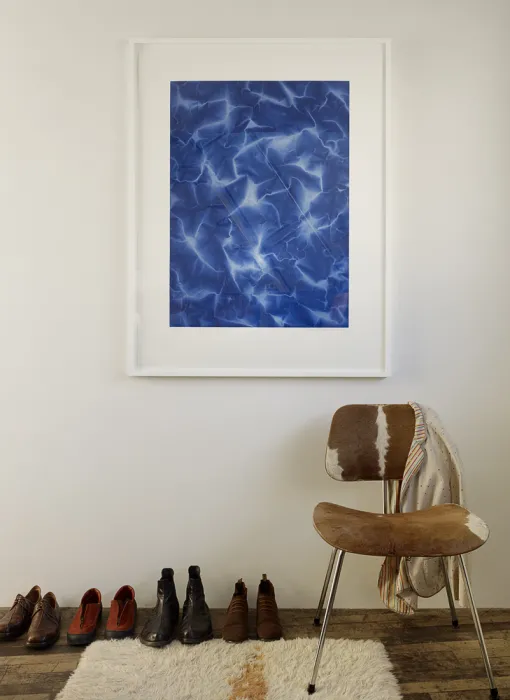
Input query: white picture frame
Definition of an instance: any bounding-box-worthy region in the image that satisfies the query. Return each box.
[127,38,390,377]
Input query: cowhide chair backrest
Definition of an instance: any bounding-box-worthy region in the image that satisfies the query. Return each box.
[325,404,415,481]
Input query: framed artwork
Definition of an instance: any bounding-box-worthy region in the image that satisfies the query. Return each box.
[127,39,390,376]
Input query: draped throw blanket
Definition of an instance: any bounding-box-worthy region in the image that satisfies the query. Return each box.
[378,402,466,614]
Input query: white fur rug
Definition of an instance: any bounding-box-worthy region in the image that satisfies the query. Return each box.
[57,638,401,699]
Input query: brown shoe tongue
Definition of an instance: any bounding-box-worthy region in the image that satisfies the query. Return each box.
[234,579,245,595]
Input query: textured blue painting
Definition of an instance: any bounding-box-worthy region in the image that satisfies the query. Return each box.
[170,81,349,328]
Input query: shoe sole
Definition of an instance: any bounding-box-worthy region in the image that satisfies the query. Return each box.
[140,638,173,648]
[26,632,60,650]
[105,628,135,640]
[180,632,214,645]
[257,635,283,642]
[67,631,97,646]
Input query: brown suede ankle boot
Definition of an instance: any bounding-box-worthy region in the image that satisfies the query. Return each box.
[222,579,249,643]
[256,574,282,641]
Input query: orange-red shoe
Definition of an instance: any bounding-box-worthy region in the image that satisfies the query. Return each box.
[67,588,102,646]
[105,585,137,640]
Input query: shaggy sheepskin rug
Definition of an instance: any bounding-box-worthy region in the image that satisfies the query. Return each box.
[57,638,401,699]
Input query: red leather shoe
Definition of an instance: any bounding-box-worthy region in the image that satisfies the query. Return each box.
[105,586,136,639]
[67,588,102,646]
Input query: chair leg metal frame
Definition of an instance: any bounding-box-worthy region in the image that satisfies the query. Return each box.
[313,483,393,629]
[458,554,499,699]
[441,556,459,628]
[313,548,337,626]
[309,551,499,698]
[308,549,345,695]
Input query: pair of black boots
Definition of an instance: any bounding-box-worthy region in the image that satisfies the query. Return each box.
[141,566,212,647]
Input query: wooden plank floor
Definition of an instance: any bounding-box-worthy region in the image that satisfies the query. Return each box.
[1,607,508,699]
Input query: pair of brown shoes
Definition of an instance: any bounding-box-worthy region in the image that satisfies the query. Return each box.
[67,585,136,646]
[223,575,282,643]
[0,586,61,649]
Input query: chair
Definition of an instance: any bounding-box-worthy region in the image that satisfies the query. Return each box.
[308,404,498,699]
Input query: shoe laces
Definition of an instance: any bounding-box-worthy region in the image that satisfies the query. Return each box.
[34,599,56,623]
[228,596,247,614]
[12,594,32,616]
[258,596,277,616]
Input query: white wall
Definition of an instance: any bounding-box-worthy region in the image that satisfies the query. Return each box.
[1,0,509,610]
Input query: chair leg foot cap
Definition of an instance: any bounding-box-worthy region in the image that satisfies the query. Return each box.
[452,619,459,629]
[307,684,316,694]
[313,618,320,627]
[490,689,499,699]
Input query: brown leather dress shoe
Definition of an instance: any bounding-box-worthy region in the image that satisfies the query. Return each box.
[0,586,41,640]
[26,592,61,649]
[256,575,282,641]
[67,588,102,646]
[105,585,136,639]
[222,579,249,643]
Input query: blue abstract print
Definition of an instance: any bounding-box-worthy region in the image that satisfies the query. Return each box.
[170,80,349,327]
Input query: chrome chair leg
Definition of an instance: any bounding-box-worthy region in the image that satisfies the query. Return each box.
[308,549,345,695]
[458,555,499,699]
[441,557,459,628]
[313,547,337,626]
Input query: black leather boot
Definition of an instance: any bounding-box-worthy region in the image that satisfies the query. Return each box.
[140,568,179,647]
[181,565,213,644]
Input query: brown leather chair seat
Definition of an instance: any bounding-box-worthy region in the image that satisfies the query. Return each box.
[313,502,489,558]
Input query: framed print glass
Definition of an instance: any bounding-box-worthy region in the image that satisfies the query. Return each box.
[127,39,390,376]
